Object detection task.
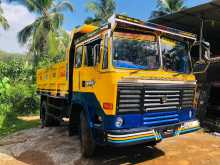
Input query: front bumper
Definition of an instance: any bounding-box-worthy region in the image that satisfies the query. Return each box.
[106,120,200,146]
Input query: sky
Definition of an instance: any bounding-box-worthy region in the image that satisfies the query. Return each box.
[0,0,210,53]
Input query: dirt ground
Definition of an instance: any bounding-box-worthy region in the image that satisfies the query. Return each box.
[0,126,220,165]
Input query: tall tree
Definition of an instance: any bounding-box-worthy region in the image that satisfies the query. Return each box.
[17,0,74,67]
[47,29,71,63]
[151,0,186,18]
[0,0,9,30]
[85,0,116,26]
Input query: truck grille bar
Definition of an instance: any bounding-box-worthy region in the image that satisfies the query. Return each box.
[144,89,181,112]
[117,88,142,113]
[143,110,179,127]
[117,84,195,114]
[182,89,194,108]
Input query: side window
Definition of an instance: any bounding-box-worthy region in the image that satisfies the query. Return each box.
[84,39,101,67]
[102,35,108,69]
[75,46,83,68]
[85,45,94,66]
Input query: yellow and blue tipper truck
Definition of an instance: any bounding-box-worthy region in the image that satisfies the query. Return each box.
[37,14,208,157]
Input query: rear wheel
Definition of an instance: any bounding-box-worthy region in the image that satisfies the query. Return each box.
[40,101,60,127]
[80,111,96,157]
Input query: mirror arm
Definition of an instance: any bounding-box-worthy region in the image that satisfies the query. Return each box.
[199,19,204,62]
[193,61,210,74]
[93,47,97,66]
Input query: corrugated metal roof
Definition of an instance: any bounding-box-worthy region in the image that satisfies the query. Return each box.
[149,0,220,39]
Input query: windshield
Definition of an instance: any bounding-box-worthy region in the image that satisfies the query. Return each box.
[161,37,191,74]
[112,32,160,70]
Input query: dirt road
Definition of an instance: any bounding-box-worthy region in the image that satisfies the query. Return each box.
[0,126,220,165]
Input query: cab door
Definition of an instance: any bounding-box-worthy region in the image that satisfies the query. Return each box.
[79,39,102,93]
[73,46,83,92]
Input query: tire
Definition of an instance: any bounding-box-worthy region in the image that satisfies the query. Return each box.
[40,101,60,127]
[80,111,96,157]
[68,114,79,136]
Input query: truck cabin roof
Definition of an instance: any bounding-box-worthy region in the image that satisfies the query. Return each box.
[73,14,197,45]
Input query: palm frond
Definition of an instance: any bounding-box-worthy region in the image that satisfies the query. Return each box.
[86,0,116,24]
[18,24,35,45]
[0,6,9,30]
[0,6,3,14]
[39,0,53,9]
[53,0,74,12]
[86,1,99,13]
[48,12,64,30]
[18,18,42,45]
[23,0,39,12]
[151,0,186,18]
[0,15,9,30]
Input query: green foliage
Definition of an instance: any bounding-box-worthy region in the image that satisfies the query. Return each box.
[0,50,24,62]
[0,104,10,129]
[151,0,186,18]
[0,77,10,103]
[0,59,29,82]
[85,0,116,26]
[0,56,39,114]
[8,84,39,115]
[0,52,40,136]
[0,78,11,126]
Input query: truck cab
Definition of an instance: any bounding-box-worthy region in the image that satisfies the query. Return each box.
[37,14,204,157]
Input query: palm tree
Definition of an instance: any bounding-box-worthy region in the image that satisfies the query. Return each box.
[0,1,9,30]
[48,29,71,63]
[151,0,186,18]
[85,0,116,26]
[17,0,74,67]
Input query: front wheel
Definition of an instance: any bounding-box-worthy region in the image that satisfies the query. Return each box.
[80,111,96,157]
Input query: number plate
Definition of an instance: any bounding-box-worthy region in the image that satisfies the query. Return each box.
[156,125,179,138]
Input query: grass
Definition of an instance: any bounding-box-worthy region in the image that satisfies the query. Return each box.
[0,112,40,137]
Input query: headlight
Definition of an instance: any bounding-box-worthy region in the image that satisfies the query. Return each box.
[115,117,123,128]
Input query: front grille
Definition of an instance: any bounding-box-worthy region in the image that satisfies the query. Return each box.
[144,89,181,111]
[117,84,195,114]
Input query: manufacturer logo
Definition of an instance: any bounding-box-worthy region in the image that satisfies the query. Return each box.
[160,95,168,104]
[82,80,96,87]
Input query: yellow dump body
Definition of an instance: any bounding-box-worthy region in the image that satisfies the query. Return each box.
[37,62,69,96]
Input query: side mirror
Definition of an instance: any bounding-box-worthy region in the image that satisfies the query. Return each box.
[93,44,101,66]
[191,41,211,74]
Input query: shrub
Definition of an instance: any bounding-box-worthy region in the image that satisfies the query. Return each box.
[8,84,40,115]
[0,78,11,126]
[0,77,39,115]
